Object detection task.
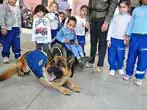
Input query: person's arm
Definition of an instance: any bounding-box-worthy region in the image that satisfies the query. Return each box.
[1,4,7,36]
[55,29,65,43]
[107,17,115,41]
[126,10,135,36]
[106,17,115,47]
[105,0,118,24]
[32,19,37,42]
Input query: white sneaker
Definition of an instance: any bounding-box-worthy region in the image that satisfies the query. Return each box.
[3,57,10,64]
[109,70,115,76]
[118,69,124,75]
[123,75,131,81]
[135,79,143,86]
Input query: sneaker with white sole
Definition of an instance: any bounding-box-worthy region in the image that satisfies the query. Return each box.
[3,57,10,64]
[135,79,143,86]
[123,75,131,81]
[109,70,116,76]
[118,69,124,75]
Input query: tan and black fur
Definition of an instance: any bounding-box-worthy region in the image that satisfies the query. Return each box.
[0,52,80,95]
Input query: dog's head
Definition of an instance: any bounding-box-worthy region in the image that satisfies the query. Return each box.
[46,56,74,80]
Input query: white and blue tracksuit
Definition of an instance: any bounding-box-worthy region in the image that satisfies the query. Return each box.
[2,4,21,59]
[45,12,59,39]
[107,13,131,71]
[75,16,87,53]
[26,50,48,79]
[2,27,21,58]
[126,5,147,79]
[55,27,84,59]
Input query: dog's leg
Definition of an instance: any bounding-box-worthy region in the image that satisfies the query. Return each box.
[66,78,80,93]
[39,78,72,95]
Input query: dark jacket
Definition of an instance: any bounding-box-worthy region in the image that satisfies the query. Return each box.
[88,0,118,23]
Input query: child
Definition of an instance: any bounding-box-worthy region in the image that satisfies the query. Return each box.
[107,1,131,76]
[59,11,66,29]
[123,0,147,86]
[45,1,59,39]
[55,16,89,66]
[0,0,6,49]
[32,5,52,56]
[75,5,89,55]
[2,0,21,63]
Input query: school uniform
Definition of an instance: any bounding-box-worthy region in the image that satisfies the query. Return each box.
[55,27,84,59]
[0,4,5,46]
[75,16,87,53]
[107,13,131,71]
[2,3,21,59]
[45,12,59,39]
[126,5,147,79]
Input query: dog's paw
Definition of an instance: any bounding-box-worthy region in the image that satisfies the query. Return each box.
[59,87,72,95]
[70,85,80,93]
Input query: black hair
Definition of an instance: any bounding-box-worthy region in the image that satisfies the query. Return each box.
[119,0,130,7]
[80,5,88,10]
[59,11,65,15]
[33,5,48,15]
[0,0,3,4]
[67,16,77,24]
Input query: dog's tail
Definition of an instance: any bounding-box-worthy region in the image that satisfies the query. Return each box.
[0,63,17,81]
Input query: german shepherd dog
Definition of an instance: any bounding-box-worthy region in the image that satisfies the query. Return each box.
[0,50,80,95]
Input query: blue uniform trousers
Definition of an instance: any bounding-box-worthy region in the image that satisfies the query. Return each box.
[77,35,85,54]
[108,38,125,70]
[51,29,58,39]
[2,27,21,59]
[126,34,147,79]
[0,33,4,45]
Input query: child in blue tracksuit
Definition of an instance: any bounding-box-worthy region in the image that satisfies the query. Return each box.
[75,5,89,55]
[0,0,5,49]
[123,0,147,86]
[107,1,131,76]
[2,0,21,63]
[55,16,89,64]
[45,1,59,39]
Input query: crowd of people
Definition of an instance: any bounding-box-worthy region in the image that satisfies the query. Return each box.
[0,0,147,86]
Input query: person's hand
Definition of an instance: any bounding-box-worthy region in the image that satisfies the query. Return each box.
[101,21,109,32]
[1,28,8,36]
[107,40,111,47]
[85,21,90,29]
[124,35,129,46]
[65,39,70,43]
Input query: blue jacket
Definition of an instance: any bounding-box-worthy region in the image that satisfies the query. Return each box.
[55,27,78,43]
[127,5,147,36]
[26,50,48,78]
